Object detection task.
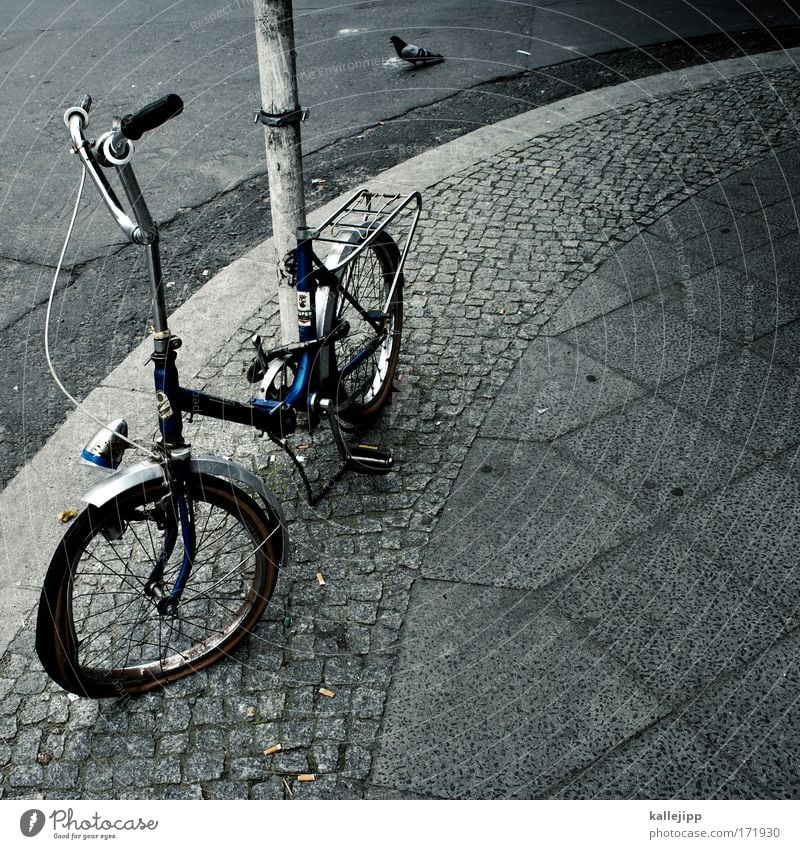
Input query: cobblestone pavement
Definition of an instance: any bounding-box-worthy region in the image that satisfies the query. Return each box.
[3,64,800,799]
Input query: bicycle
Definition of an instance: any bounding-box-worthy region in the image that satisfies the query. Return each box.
[35,93,421,698]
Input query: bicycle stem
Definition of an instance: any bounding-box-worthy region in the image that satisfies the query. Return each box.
[115,162,170,351]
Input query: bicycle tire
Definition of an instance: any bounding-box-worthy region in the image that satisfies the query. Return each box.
[320,230,403,423]
[36,473,280,698]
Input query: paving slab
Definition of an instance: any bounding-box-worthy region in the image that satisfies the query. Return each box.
[591,230,715,303]
[678,630,800,799]
[557,293,739,389]
[647,194,767,243]
[660,349,800,459]
[758,195,800,234]
[542,270,637,336]
[660,263,800,344]
[701,160,795,213]
[542,528,788,706]
[479,335,647,442]
[680,213,788,266]
[554,713,770,799]
[422,438,650,590]
[372,579,662,799]
[554,393,763,521]
[752,317,800,369]
[664,460,800,626]
[737,231,800,286]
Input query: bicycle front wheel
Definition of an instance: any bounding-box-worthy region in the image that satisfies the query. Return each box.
[322,230,403,423]
[36,473,280,698]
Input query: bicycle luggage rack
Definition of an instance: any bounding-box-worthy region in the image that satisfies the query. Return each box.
[313,189,422,292]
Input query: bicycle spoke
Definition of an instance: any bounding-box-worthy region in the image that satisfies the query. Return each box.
[194,513,246,556]
[181,525,277,603]
[85,542,149,594]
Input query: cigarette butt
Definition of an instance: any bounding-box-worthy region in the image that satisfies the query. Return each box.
[319,687,336,698]
[298,443,310,449]
[297,773,316,782]
[316,571,326,586]
[57,509,79,523]
[263,744,282,756]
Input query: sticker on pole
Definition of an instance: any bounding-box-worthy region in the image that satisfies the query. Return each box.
[297,291,312,327]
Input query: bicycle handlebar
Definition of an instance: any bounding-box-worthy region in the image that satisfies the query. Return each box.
[120,93,183,141]
[63,93,183,245]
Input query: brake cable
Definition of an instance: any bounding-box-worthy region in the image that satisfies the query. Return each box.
[44,168,152,457]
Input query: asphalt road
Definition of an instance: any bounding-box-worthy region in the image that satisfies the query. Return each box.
[1,0,799,487]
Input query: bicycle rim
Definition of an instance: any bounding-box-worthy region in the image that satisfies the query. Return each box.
[38,474,279,697]
[332,234,402,422]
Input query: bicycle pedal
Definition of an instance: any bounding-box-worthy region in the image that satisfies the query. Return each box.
[345,444,393,475]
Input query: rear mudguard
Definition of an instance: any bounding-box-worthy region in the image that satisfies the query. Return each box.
[81,455,289,571]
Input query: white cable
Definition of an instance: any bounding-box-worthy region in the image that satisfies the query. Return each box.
[44,169,152,456]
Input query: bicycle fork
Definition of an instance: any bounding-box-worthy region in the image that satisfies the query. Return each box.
[142,451,196,615]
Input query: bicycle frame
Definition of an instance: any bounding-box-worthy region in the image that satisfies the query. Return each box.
[114,165,422,450]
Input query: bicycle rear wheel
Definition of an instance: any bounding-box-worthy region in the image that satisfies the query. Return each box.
[320,230,403,423]
[36,473,280,698]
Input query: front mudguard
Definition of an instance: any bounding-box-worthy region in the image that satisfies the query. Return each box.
[81,455,289,572]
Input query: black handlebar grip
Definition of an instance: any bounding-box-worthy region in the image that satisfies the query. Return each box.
[119,93,183,140]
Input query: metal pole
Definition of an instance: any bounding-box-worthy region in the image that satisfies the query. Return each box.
[252,0,307,344]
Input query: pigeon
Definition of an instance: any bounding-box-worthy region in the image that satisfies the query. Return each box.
[390,35,444,66]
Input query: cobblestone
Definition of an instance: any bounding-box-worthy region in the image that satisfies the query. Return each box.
[0,695,20,716]
[208,780,249,799]
[229,757,268,781]
[157,733,189,756]
[251,778,284,800]
[273,750,310,774]
[80,763,113,793]
[10,764,43,787]
[14,674,46,696]
[113,760,154,789]
[343,744,372,780]
[0,716,17,740]
[351,688,385,720]
[152,758,181,785]
[184,752,225,782]
[163,784,203,800]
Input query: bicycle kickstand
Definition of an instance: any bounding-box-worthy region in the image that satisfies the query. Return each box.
[317,398,394,475]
